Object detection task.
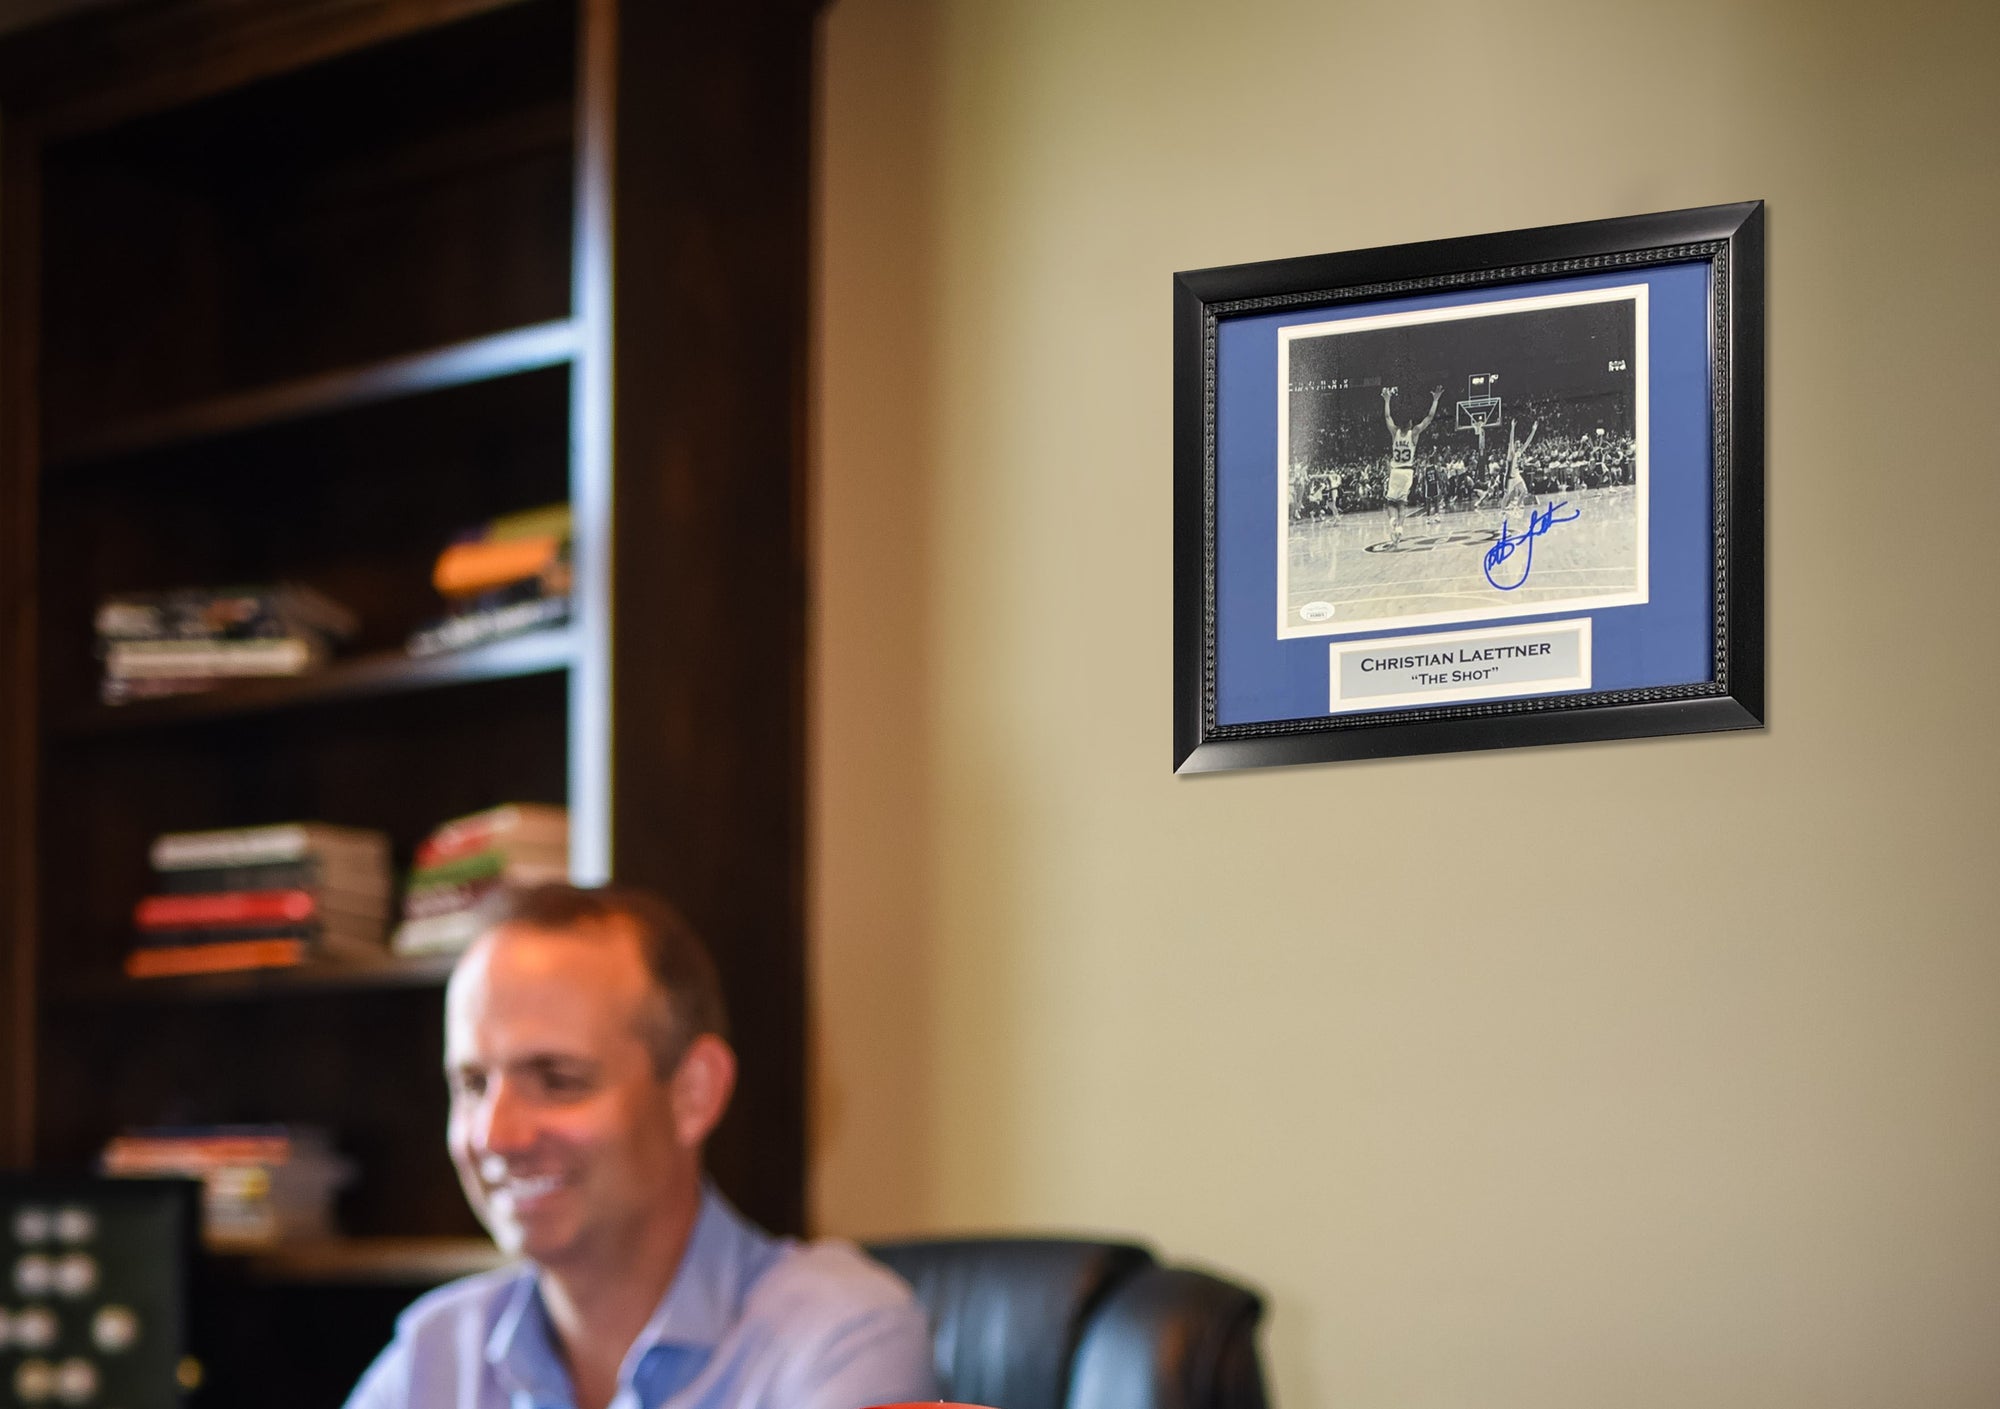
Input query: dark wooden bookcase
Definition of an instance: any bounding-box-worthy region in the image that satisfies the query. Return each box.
[0,2,813,1392]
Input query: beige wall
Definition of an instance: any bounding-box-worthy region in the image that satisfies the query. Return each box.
[810,1,2000,1404]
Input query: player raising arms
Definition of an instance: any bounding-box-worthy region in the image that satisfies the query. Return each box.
[1466,415,1495,505]
[1380,384,1443,546]
[1495,416,1539,518]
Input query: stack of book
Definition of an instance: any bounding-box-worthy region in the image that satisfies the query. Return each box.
[101,1125,354,1248]
[130,823,392,978]
[392,804,569,956]
[407,504,572,657]
[96,583,359,705]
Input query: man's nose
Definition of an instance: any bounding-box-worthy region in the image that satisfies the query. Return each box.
[475,1081,538,1155]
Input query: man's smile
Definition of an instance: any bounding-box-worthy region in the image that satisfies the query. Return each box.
[481,1165,570,1217]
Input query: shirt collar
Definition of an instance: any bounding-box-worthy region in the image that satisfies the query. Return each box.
[486,1273,565,1405]
[628,1182,766,1352]
[484,1183,784,1403]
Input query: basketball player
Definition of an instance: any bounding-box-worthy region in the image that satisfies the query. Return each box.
[1496,416,1540,518]
[1466,415,1496,505]
[1302,470,1334,521]
[1380,384,1443,546]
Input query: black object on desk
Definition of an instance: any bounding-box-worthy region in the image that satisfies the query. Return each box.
[0,1175,200,1408]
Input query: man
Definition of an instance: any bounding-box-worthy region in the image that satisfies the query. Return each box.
[1465,415,1494,504]
[1379,384,1443,545]
[1495,416,1540,518]
[345,884,937,1409]
[1299,468,1340,523]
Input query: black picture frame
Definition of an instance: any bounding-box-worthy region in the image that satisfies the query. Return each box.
[1173,201,1764,773]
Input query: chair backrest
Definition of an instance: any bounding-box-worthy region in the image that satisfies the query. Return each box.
[865,1236,1269,1409]
[866,1238,1154,1409]
[1069,1264,1269,1409]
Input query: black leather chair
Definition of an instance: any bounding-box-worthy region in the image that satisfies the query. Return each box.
[865,1237,1270,1409]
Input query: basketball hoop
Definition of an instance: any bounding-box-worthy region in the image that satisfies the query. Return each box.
[1455,371,1501,430]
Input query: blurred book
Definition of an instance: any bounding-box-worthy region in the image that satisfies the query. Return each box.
[429,503,572,598]
[151,822,388,874]
[407,505,570,658]
[415,803,569,868]
[105,637,325,678]
[151,854,387,903]
[392,804,568,957]
[101,1126,354,1248]
[406,588,569,657]
[97,583,357,705]
[96,583,359,644]
[125,937,312,980]
[130,824,392,978]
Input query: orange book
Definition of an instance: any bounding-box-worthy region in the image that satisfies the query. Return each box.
[125,938,306,978]
[432,536,561,598]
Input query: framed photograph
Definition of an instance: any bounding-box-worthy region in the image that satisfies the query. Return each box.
[1173,201,1763,772]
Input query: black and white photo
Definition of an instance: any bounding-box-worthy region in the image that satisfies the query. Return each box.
[1277,285,1647,638]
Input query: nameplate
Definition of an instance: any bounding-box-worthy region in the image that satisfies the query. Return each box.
[1329,618,1592,713]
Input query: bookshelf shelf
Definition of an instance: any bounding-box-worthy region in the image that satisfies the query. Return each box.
[49,952,460,1005]
[48,320,581,469]
[56,626,576,738]
[221,1236,511,1287]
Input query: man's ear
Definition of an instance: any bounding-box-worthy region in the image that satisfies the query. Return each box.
[669,1033,737,1148]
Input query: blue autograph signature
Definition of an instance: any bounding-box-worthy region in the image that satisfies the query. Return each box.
[1483,500,1581,591]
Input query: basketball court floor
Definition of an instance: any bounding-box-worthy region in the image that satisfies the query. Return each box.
[1282,484,1642,633]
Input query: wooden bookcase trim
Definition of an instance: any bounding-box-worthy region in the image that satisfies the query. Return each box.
[0,123,38,1170]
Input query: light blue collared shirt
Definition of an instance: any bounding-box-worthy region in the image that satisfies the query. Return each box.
[344,1187,937,1409]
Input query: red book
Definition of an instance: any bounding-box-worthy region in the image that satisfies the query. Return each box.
[135,889,318,930]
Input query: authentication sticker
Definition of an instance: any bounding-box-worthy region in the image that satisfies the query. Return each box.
[1329,617,1592,713]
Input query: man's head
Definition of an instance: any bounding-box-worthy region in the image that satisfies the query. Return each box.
[443,884,737,1274]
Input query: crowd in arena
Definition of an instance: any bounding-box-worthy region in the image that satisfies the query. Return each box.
[1289,395,1636,524]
